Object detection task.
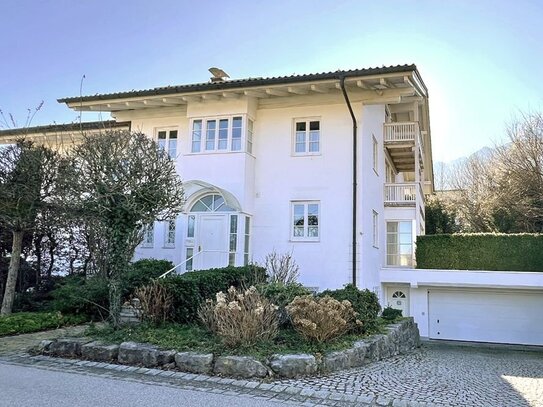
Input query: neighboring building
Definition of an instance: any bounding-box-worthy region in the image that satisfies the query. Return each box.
[3,64,541,346]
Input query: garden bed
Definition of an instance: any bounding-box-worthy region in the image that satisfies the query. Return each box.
[33,318,420,379]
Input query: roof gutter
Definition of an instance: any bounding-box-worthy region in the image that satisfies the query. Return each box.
[339,76,358,287]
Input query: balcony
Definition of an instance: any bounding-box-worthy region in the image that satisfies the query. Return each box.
[384,182,425,206]
[383,122,424,172]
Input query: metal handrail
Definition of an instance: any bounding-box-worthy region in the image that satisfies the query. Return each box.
[158,249,203,279]
[157,249,233,278]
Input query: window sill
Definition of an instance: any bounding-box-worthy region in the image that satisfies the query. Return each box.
[291,153,322,158]
[289,239,320,243]
[141,245,154,249]
[163,246,175,249]
[185,150,248,156]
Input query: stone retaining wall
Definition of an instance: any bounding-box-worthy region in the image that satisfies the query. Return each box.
[35,318,420,379]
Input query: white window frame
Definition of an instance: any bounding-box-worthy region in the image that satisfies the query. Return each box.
[372,210,379,248]
[385,220,414,267]
[190,115,248,154]
[156,128,178,159]
[372,134,378,175]
[290,201,320,241]
[244,216,251,265]
[164,219,176,248]
[142,223,154,248]
[292,118,321,156]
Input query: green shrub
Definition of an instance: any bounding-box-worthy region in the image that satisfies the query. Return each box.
[0,312,87,337]
[320,284,381,333]
[160,265,267,324]
[257,282,312,326]
[416,233,543,271]
[381,306,402,321]
[49,259,174,320]
[50,275,109,319]
[122,259,174,298]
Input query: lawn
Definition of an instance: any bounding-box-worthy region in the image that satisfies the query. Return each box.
[84,318,397,360]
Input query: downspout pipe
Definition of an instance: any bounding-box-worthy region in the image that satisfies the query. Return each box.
[339,76,358,287]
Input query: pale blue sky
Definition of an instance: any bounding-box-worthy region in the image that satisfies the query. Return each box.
[1,0,541,161]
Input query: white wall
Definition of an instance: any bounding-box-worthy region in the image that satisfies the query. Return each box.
[118,95,407,290]
[359,105,386,296]
[252,101,355,289]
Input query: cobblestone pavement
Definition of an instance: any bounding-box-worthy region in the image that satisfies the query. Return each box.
[279,342,543,407]
[1,329,542,407]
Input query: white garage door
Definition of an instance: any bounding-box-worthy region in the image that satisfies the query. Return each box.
[428,289,543,346]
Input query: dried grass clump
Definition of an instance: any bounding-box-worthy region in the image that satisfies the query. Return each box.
[198,286,279,347]
[286,295,362,343]
[133,280,173,325]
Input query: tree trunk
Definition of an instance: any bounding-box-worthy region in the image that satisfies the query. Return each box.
[109,274,122,328]
[1,230,24,316]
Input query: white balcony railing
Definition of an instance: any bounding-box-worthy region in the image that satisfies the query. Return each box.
[384,122,419,143]
[384,183,417,204]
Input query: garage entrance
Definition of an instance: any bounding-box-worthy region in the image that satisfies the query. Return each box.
[428,289,543,346]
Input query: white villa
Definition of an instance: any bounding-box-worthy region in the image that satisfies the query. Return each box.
[2,64,542,346]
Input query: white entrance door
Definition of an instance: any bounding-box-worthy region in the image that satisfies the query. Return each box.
[387,287,409,317]
[197,214,228,270]
[428,289,543,345]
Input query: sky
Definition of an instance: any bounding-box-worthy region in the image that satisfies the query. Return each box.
[1,0,542,162]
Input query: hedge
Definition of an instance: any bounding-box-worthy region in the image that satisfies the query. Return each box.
[416,233,543,271]
[160,265,266,323]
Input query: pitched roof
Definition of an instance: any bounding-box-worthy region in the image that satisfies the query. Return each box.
[58,64,418,104]
[0,120,130,137]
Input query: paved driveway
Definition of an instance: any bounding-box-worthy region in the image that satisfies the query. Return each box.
[1,328,542,407]
[280,342,543,407]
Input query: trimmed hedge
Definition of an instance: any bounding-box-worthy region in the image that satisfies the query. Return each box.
[160,265,266,323]
[416,233,543,271]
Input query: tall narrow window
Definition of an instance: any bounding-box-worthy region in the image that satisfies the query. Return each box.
[372,210,379,248]
[165,219,176,247]
[157,129,178,159]
[142,223,154,248]
[372,135,378,174]
[168,130,178,159]
[187,215,195,238]
[291,201,320,240]
[192,120,202,152]
[294,119,320,155]
[386,221,413,267]
[218,119,228,150]
[244,216,251,265]
[206,119,216,150]
[231,116,242,151]
[185,248,194,271]
[247,119,254,154]
[229,215,238,266]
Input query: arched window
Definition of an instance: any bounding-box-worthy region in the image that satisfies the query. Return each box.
[190,194,235,212]
[392,291,406,299]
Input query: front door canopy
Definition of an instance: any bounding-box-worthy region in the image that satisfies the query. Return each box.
[184,180,242,212]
